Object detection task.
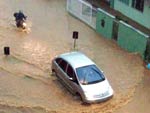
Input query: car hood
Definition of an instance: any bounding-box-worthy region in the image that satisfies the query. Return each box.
[80,79,111,94]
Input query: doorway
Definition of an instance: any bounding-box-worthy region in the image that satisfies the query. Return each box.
[144,39,150,63]
[112,20,119,41]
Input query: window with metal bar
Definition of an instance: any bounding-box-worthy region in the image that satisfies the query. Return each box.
[119,0,129,5]
[132,0,144,12]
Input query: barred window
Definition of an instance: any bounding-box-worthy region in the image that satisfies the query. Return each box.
[132,0,144,12]
[119,0,129,5]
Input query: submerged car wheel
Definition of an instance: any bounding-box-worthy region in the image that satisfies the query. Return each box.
[74,92,82,101]
[75,92,85,103]
[51,69,56,76]
[75,93,90,105]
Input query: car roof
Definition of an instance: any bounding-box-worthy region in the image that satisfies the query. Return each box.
[58,52,94,69]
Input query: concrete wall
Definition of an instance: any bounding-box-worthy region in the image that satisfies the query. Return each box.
[114,0,150,29]
[96,8,115,39]
[117,21,149,58]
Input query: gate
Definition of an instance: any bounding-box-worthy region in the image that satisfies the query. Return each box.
[67,0,97,29]
[112,20,119,41]
[144,39,150,63]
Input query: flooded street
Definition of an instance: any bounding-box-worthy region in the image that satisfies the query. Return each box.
[0,0,150,113]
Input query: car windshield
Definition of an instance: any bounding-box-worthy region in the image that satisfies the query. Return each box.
[76,65,105,85]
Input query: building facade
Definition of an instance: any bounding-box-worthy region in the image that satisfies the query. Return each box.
[110,0,150,29]
[67,0,150,61]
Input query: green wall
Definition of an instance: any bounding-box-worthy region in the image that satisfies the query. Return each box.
[114,0,150,29]
[96,8,115,39]
[117,21,149,58]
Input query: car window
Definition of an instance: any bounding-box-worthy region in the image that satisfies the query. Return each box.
[55,58,62,64]
[66,64,75,78]
[66,64,78,84]
[58,59,67,72]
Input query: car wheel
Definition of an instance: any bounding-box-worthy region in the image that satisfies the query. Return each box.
[51,69,56,76]
[75,93,90,105]
[74,92,83,101]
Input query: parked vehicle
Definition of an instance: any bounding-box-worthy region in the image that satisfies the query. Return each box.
[51,52,113,103]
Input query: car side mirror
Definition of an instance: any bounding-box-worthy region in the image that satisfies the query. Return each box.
[69,77,77,83]
[69,77,74,81]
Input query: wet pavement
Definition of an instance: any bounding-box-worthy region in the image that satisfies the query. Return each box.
[0,0,150,113]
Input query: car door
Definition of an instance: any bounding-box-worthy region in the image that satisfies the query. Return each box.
[55,58,68,84]
[65,64,81,94]
[55,58,75,91]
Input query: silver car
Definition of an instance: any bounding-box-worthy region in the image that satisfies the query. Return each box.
[51,52,113,103]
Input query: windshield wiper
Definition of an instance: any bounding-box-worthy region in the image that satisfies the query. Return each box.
[88,80,101,84]
[91,67,105,80]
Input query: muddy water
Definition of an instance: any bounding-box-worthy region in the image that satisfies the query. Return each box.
[0,0,146,113]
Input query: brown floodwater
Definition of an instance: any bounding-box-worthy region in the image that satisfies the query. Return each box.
[0,0,149,113]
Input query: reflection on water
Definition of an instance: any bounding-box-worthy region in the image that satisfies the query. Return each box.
[0,0,146,113]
